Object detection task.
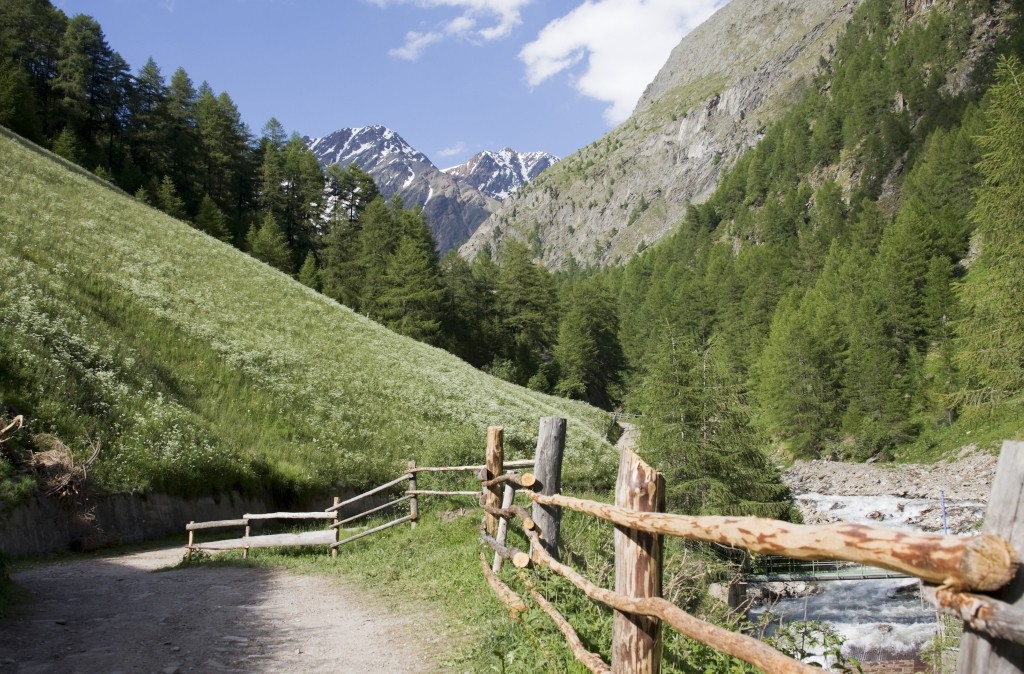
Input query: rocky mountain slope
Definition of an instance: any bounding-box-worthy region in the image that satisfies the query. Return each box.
[461,0,861,268]
[443,148,558,201]
[306,127,556,252]
[306,126,497,252]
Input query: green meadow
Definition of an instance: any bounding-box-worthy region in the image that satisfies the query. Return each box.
[0,128,616,505]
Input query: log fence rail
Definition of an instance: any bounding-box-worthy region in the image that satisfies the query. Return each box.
[475,423,1023,674]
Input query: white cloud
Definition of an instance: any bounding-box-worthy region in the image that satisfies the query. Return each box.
[437,141,468,157]
[389,31,446,60]
[373,0,534,59]
[520,0,726,125]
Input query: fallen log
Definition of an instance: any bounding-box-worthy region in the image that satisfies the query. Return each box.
[528,492,1018,591]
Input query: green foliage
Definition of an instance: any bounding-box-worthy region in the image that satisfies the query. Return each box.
[494,240,559,385]
[194,194,231,242]
[954,56,1024,414]
[553,279,625,409]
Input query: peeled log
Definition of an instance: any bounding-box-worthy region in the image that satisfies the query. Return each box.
[528,492,1018,592]
[923,585,1024,645]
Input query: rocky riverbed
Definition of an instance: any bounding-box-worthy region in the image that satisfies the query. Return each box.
[780,450,997,534]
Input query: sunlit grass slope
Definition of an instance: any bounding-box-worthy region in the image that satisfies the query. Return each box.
[0,128,615,501]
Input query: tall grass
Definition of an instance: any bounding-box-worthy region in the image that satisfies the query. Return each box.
[0,128,616,504]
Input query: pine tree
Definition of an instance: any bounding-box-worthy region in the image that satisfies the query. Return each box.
[247,214,293,274]
[0,57,41,140]
[194,194,231,242]
[326,163,379,224]
[298,253,320,291]
[376,237,445,343]
[553,279,624,409]
[155,175,185,219]
[495,239,558,384]
[51,125,84,163]
[630,328,793,517]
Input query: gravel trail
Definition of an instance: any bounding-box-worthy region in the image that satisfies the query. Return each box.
[0,547,439,673]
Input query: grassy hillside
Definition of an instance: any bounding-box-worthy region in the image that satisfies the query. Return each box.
[0,127,615,505]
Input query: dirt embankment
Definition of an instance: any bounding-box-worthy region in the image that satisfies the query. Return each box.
[0,547,441,673]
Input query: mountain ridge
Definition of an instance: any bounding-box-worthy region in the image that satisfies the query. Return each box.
[460,0,861,268]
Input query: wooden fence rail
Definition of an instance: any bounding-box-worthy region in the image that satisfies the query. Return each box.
[186,510,342,560]
[477,423,1024,674]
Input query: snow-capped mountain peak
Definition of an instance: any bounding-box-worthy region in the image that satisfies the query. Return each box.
[443,148,558,201]
[306,126,556,251]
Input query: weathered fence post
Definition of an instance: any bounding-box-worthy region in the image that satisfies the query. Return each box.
[408,460,418,530]
[532,417,566,561]
[331,496,340,558]
[613,447,665,674]
[187,522,194,561]
[492,483,516,573]
[484,426,504,535]
[957,440,1024,673]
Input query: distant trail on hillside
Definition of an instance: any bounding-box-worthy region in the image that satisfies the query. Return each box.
[0,548,439,673]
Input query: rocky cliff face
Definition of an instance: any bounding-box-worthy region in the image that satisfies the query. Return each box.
[306,126,499,252]
[460,0,862,268]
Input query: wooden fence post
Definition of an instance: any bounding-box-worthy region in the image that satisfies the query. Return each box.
[408,460,418,530]
[492,483,516,573]
[613,447,665,674]
[331,496,340,558]
[485,427,504,535]
[532,417,566,561]
[957,440,1024,673]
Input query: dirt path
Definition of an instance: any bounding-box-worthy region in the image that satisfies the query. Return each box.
[0,547,440,673]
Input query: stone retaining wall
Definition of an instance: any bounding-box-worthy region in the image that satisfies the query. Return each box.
[0,491,274,557]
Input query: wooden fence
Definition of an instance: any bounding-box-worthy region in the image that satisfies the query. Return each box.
[476,420,1023,674]
[182,421,1022,673]
[185,455,535,557]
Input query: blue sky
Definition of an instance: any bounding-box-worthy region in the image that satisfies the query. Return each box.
[55,0,724,167]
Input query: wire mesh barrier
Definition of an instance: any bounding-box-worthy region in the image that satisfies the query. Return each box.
[743,555,912,582]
